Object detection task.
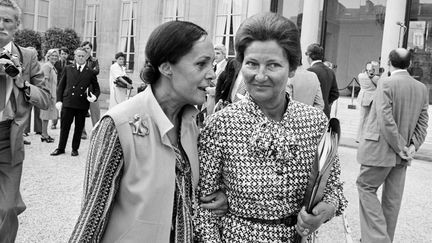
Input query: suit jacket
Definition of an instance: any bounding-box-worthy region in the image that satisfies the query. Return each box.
[357,70,429,167]
[57,64,100,110]
[287,66,325,110]
[308,62,339,117]
[215,58,241,103]
[9,44,50,164]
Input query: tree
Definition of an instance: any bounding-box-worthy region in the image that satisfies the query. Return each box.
[43,27,81,59]
[14,29,43,60]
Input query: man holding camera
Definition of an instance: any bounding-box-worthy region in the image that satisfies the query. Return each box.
[0,1,50,241]
[50,47,100,157]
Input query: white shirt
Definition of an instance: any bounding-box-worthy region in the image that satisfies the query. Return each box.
[390,69,407,76]
[310,60,322,67]
[76,63,86,71]
[230,72,245,102]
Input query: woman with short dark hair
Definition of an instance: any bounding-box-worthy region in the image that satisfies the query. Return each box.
[70,20,226,243]
[195,12,347,242]
[109,51,132,108]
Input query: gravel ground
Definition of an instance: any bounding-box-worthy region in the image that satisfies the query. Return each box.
[15,120,432,242]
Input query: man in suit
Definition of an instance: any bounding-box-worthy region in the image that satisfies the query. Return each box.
[214,58,243,106]
[50,47,100,157]
[80,41,100,140]
[0,1,50,241]
[51,47,70,129]
[305,43,339,118]
[356,48,429,243]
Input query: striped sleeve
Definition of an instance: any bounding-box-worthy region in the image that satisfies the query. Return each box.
[69,116,124,243]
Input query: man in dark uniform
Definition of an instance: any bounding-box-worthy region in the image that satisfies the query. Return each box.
[50,47,100,157]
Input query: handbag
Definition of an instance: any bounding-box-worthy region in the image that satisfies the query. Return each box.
[114,75,132,88]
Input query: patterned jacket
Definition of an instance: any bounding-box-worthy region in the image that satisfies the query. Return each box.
[194,95,347,242]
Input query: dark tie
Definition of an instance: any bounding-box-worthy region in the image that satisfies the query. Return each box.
[0,75,6,110]
[213,65,217,72]
[77,65,81,72]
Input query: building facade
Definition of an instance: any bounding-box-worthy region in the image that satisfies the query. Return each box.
[16,0,432,104]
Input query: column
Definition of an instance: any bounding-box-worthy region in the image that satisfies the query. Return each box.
[380,0,408,75]
[300,0,321,67]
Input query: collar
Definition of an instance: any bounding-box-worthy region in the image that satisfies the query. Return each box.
[2,42,12,52]
[390,69,408,76]
[141,86,199,142]
[76,63,86,69]
[216,59,227,70]
[310,60,322,66]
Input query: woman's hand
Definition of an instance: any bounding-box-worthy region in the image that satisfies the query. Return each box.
[295,202,336,236]
[200,190,228,217]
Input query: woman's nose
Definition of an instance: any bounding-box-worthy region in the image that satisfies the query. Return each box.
[255,67,268,82]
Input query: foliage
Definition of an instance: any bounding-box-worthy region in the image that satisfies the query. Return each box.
[14,29,43,60]
[43,27,81,58]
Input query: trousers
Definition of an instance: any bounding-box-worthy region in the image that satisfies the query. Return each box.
[356,164,407,243]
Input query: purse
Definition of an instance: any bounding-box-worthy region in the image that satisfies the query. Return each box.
[114,75,132,88]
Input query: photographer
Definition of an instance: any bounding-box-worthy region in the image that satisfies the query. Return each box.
[0,0,50,241]
[356,60,381,142]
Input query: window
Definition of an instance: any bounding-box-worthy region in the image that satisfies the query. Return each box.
[214,0,248,57]
[119,0,137,70]
[163,0,186,22]
[84,1,100,57]
[21,0,50,32]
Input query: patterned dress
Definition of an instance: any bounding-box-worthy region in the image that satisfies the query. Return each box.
[194,94,347,242]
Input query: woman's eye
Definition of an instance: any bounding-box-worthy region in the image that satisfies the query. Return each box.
[268,63,280,69]
[245,62,258,68]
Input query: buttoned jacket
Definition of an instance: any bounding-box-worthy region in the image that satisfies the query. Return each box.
[56,64,100,110]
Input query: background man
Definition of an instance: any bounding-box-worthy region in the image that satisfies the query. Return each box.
[305,43,339,118]
[356,48,429,243]
[0,0,50,241]
[51,46,70,129]
[80,41,99,139]
[50,47,100,157]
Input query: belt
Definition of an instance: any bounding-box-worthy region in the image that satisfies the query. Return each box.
[238,215,297,227]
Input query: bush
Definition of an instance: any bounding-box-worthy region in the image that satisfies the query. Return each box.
[14,29,43,60]
[43,27,81,59]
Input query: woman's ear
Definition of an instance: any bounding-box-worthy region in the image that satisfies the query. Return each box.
[159,62,172,77]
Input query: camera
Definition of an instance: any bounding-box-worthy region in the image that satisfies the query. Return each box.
[0,51,20,77]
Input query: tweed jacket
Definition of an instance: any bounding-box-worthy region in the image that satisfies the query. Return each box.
[357,70,429,167]
[308,62,339,117]
[195,95,347,242]
[5,44,50,164]
[57,64,100,110]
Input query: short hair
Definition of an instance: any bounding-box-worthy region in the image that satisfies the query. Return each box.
[388,48,411,69]
[214,44,227,56]
[141,20,207,85]
[0,0,21,22]
[306,43,324,61]
[115,52,126,60]
[45,49,59,61]
[234,12,301,72]
[80,41,92,49]
[74,47,86,54]
[59,47,69,55]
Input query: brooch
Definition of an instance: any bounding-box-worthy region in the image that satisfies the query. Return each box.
[129,114,149,136]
